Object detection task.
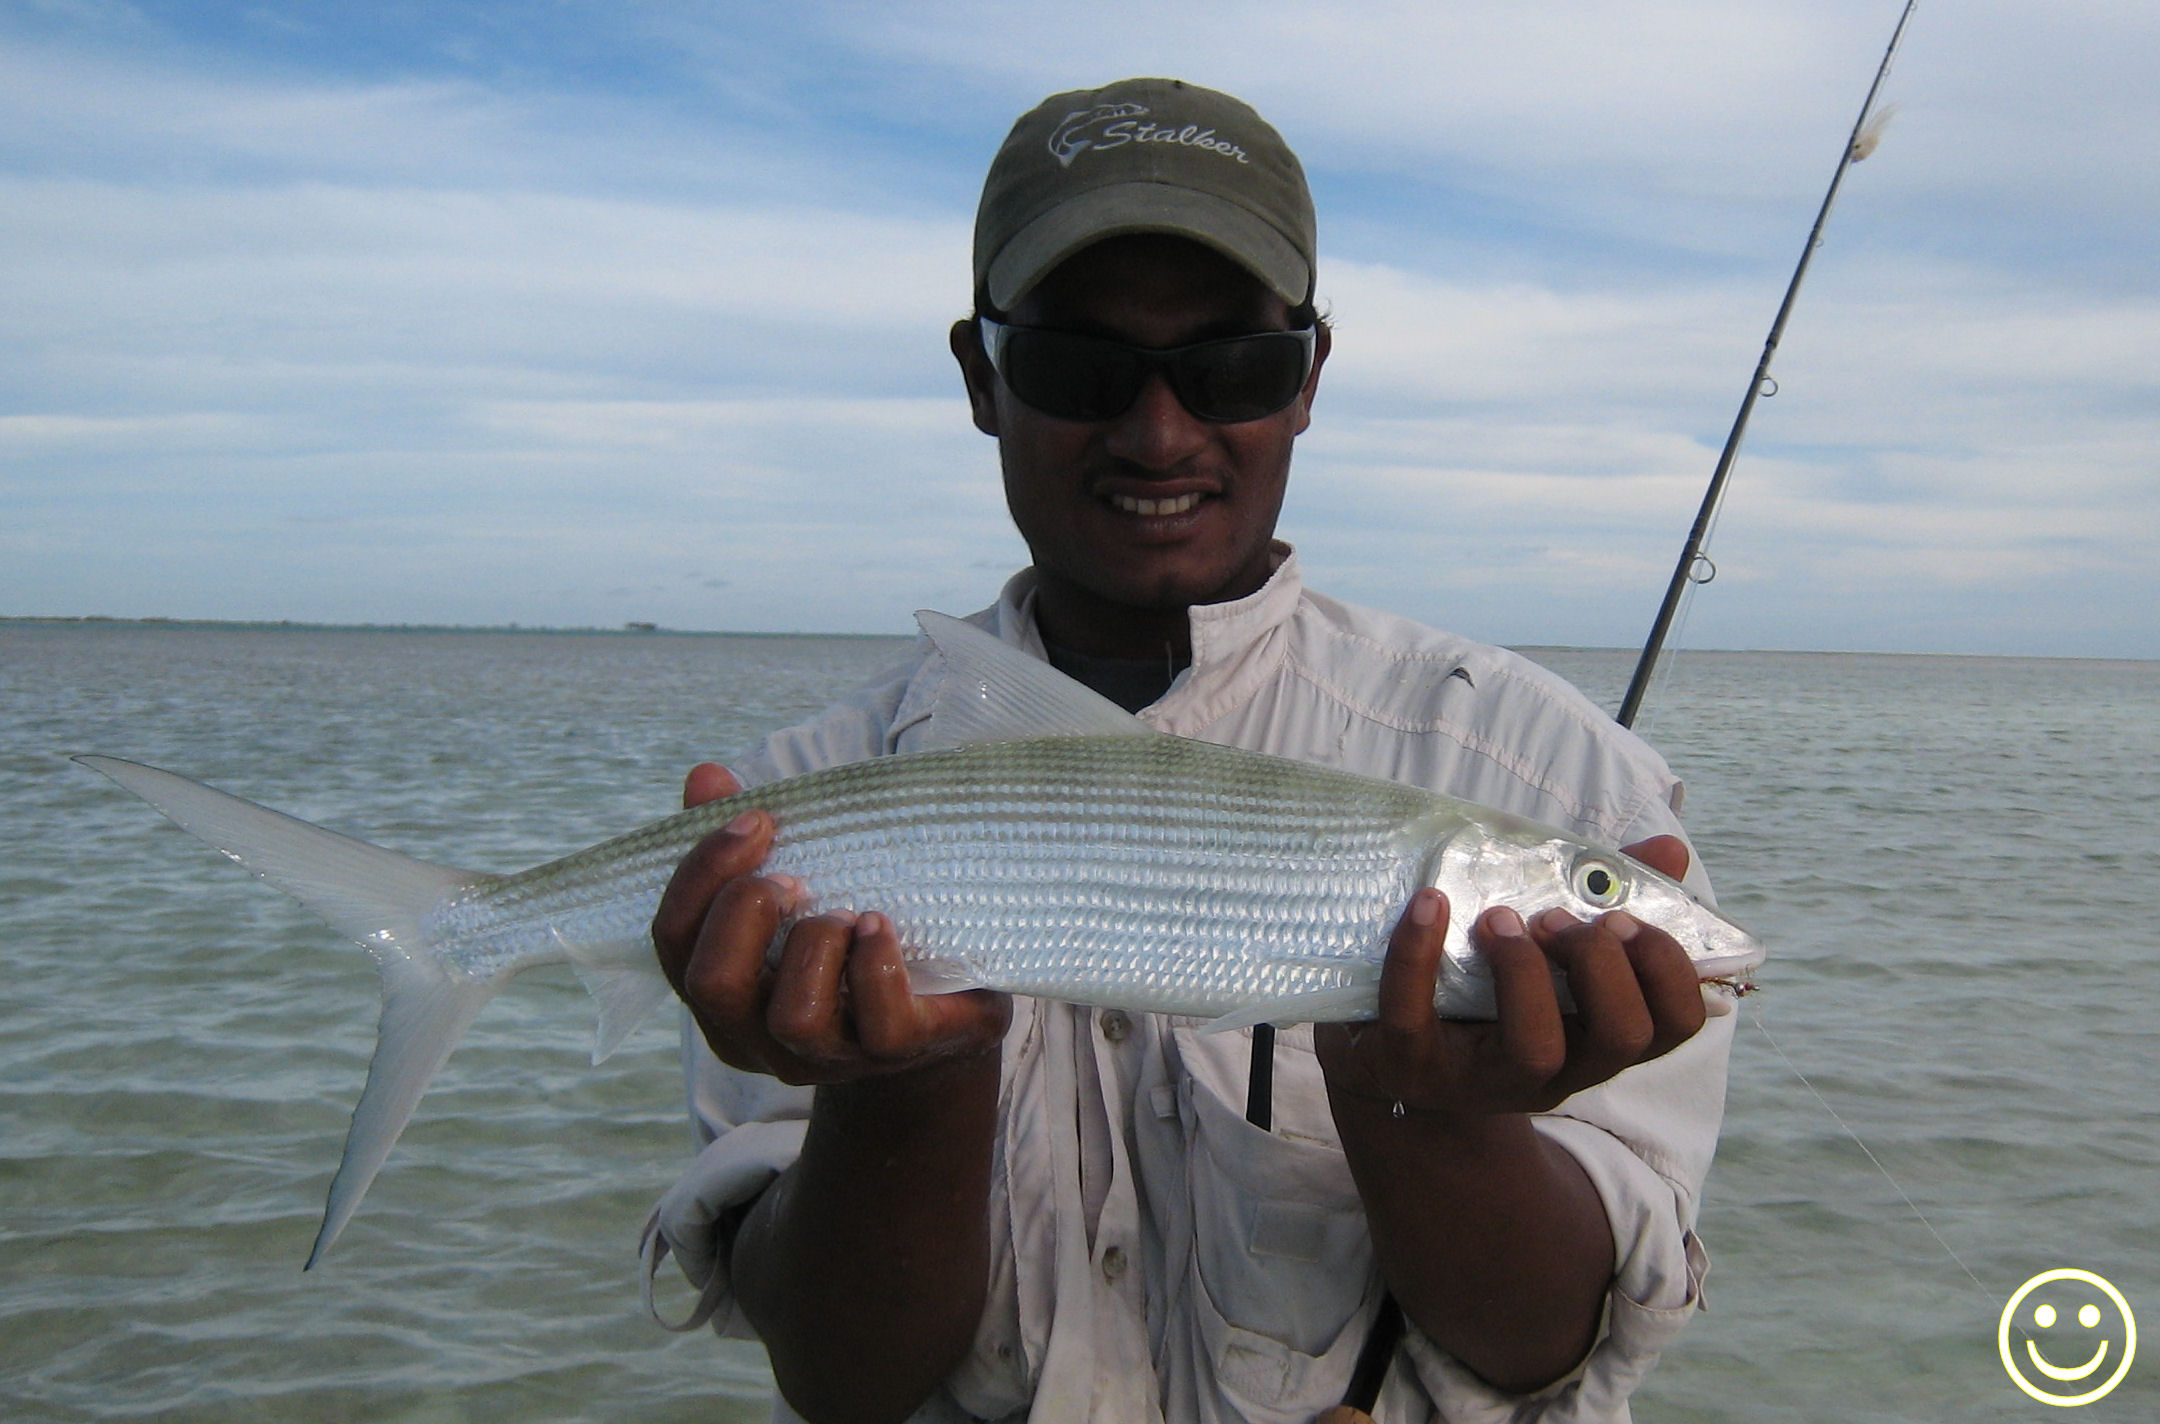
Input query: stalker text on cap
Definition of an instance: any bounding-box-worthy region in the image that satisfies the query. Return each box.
[974,78,1317,315]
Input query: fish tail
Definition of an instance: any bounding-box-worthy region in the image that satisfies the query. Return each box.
[76,755,498,1268]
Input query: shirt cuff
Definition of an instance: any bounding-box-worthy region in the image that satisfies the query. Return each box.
[638,1117,809,1337]
[1396,1116,1709,1421]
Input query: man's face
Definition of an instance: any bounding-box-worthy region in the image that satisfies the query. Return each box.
[954,234,1327,640]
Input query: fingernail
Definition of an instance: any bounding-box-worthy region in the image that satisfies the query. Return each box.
[1534,907,1576,934]
[1409,889,1441,927]
[1485,905,1525,938]
[1602,911,1640,942]
[724,811,760,836]
[766,873,806,913]
[854,911,886,940]
[1703,984,1737,1017]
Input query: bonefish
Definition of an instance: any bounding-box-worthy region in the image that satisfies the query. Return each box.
[80,611,1764,1265]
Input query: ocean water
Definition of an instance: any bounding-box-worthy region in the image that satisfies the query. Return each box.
[3,622,2154,1422]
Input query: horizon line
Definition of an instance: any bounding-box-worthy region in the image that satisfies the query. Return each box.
[5,615,2153,665]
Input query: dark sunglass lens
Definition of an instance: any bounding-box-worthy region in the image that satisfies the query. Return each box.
[1172,334,1308,422]
[1001,329,1145,421]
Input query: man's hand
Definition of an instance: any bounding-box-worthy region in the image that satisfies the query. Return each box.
[1314,836,1707,1116]
[651,763,1011,1087]
[656,766,1006,1424]
[1314,835,1712,1393]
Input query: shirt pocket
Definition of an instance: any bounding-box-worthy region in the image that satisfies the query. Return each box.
[1171,1024,1377,1410]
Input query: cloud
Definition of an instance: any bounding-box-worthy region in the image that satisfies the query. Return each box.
[820,0,2160,255]
[0,3,2154,654]
[2,178,965,392]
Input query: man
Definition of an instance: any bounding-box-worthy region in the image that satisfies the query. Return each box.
[642,78,1732,1424]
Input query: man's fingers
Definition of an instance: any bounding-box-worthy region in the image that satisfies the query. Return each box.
[672,873,796,1074]
[1479,906,1569,1086]
[1539,913,1656,1089]
[1619,833,1688,882]
[682,762,744,809]
[1527,911,1709,1099]
[1376,889,1448,1035]
[845,913,923,1060]
[651,810,774,979]
[1617,916,1709,1057]
[652,776,771,1069]
[766,916,859,1061]
[1336,893,1715,1118]
[846,914,1013,1061]
[682,876,787,1007]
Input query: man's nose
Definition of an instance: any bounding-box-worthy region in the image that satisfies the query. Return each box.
[1102,371,1208,470]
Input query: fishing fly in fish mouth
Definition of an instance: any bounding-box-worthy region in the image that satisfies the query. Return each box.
[83,72,1784,1424]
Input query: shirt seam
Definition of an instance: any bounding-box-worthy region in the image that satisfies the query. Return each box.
[1280,642,1661,839]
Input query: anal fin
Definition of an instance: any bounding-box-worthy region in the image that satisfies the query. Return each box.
[1197,983,1378,1036]
[555,929,675,1063]
[905,958,985,996]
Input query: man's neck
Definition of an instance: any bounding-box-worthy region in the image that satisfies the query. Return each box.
[1038,637,1182,714]
[1029,576,1196,664]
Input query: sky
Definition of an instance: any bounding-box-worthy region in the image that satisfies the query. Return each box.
[3,0,2155,656]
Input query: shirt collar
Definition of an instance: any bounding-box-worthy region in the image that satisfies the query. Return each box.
[991,543,1304,736]
[1157,542,1301,735]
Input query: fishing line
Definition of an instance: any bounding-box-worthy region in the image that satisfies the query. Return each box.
[1749,1005,1999,1308]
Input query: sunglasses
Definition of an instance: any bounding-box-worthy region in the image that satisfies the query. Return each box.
[978,317,1317,424]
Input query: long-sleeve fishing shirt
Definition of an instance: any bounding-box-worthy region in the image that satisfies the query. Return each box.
[640,545,1733,1424]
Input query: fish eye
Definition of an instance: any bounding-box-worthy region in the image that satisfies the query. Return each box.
[1571,854,1628,909]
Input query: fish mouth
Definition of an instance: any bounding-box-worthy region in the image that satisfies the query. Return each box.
[1691,949,1765,983]
[1690,913,1768,984]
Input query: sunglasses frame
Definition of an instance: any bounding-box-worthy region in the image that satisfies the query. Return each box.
[977,317,1318,425]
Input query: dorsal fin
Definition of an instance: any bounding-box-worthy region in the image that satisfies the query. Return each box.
[913,610,1155,750]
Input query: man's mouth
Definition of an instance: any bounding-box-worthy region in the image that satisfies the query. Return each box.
[1107,491,1204,517]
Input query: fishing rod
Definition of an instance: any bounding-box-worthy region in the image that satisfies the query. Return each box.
[1615,0,1919,730]
[1268,18,1922,1419]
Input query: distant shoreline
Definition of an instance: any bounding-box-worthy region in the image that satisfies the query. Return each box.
[0,615,909,641]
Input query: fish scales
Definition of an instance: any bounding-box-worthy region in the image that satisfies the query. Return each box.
[732,737,1437,1017]
[432,736,1446,1012]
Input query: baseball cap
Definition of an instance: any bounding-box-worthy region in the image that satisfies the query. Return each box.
[973,78,1316,315]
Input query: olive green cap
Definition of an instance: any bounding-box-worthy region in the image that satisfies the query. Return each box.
[973,77,1317,314]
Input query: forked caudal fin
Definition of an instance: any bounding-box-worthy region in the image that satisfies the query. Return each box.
[77,755,508,1267]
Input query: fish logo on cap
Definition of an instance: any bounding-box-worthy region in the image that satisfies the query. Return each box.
[1047,102,1251,169]
[1048,102,1149,167]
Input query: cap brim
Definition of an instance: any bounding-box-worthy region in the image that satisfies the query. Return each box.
[985,182,1311,313]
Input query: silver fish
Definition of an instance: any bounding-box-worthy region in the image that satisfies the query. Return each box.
[79,611,1763,1266]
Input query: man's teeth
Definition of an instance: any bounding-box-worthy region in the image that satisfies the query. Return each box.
[1110,492,1203,517]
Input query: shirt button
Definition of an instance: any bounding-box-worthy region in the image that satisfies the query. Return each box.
[1099,1009,1131,1043]
[1101,1245,1127,1280]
